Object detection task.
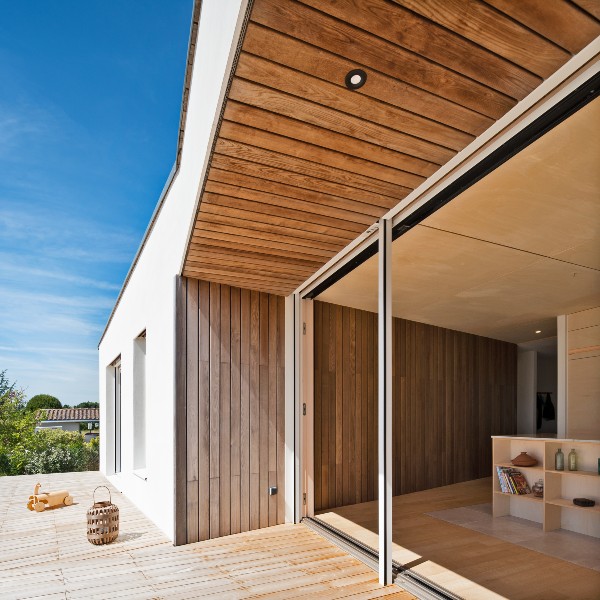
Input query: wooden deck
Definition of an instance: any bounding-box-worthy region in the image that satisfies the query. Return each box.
[0,472,413,600]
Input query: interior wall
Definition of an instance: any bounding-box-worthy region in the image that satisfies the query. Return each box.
[567,306,600,440]
[175,276,286,544]
[314,300,517,512]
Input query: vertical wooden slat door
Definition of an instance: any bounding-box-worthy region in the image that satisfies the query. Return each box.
[175,276,286,545]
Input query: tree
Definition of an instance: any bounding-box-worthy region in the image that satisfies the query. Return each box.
[75,401,99,409]
[0,373,36,475]
[0,372,99,475]
[26,394,62,411]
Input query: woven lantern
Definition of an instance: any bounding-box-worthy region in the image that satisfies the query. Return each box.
[87,486,119,545]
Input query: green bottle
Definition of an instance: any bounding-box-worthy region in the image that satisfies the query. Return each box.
[568,449,577,471]
[555,448,564,471]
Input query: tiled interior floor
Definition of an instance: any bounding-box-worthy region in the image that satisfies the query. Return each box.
[428,503,600,572]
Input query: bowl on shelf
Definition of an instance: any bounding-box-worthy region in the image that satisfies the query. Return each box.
[573,498,595,507]
[511,452,538,467]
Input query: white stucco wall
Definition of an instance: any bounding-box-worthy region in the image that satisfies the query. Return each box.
[98,0,247,541]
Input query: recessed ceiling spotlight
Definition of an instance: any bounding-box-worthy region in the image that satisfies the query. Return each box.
[345,68,367,90]
[535,330,542,334]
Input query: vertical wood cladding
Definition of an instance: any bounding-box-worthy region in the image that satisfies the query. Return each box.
[314,301,517,512]
[175,276,285,544]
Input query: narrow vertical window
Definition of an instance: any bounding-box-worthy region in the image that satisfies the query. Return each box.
[133,330,146,470]
[114,358,122,474]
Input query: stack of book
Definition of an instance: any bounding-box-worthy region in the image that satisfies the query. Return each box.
[496,466,531,495]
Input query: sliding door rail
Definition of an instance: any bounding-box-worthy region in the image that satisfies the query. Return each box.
[303,517,464,600]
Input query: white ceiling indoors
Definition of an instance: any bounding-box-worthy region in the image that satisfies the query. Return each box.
[318,97,600,344]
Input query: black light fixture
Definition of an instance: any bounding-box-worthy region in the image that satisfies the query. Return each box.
[345,68,367,90]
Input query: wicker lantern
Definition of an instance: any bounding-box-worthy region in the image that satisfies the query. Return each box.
[87,486,119,545]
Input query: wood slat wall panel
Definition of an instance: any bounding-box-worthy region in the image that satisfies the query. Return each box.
[313,300,517,512]
[175,277,286,543]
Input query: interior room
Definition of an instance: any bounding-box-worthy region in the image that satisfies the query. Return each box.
[308,98,600,599]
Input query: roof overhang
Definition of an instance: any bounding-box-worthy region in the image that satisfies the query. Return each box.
[181,0,600,297]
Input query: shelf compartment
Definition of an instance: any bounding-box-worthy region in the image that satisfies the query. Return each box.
[495,462,543,471]
[493,491,542,502]
[546,497,600,513]
[545,469,600,478]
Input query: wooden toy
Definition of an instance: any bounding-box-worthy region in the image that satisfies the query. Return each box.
[27,483,73,512]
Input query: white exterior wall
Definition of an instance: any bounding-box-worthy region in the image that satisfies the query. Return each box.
[37,422,81,432]
[98,0,247,541]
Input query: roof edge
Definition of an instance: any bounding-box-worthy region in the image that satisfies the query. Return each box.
[98,0,202,348]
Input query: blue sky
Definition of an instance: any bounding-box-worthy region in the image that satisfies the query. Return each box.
[0,1,191,405]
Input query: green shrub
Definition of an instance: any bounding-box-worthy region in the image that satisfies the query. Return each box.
[76,401,99,409]
[19,429,99,474]
[26,394,62,411]
[0,373,99,476]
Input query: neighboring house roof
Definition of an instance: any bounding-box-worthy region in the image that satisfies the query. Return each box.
[36,408,100,422]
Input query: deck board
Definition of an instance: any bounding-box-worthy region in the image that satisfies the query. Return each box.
[0,472,413,600]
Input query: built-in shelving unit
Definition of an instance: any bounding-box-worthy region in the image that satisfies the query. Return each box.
[492,436,600,538]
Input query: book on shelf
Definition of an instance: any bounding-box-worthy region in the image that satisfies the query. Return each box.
[496,466,531,495]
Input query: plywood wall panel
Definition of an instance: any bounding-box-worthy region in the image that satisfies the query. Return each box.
[175,276,286,543]
[314,300,517,511]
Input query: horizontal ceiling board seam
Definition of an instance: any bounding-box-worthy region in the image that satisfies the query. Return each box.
[212,141,411,199]
[296,0,527,100]
[201,191,372,232]
[192,231,336,260]
[238,49,477,145]
[185,256,315,275]
[244,21,496,134]
[228,78,454,164]
[466,0,577,55]
[207,167,389,215]
[231,73,460,157]
[219,117,435,182]
[187,246,322,268]
[189,241,323,261]
[223,101,444,174]
[210,155,396,207]
[182,263,308,282]
[250,0,515,118]
[216,130,426,188]
[392,0,555,81]
[197,207,357,240]
[193,222,352,250]
[419,224,600,273]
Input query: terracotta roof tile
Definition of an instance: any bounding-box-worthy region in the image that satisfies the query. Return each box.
[37,408,99,421]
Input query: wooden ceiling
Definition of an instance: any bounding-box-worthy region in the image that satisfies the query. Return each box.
[318,97,600,343]
[182,0,600,296]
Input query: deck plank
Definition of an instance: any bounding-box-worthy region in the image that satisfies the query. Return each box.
[0,472,414,600]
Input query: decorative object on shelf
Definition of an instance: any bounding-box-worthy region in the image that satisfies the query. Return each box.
[511,451,538,467]
[568,448,577,471]
[27,482,73,512]
[555,448,564,471]
[532,479,544,498]
[573,498,595,508]
[87,486,119,545]
[496,466,531,494]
